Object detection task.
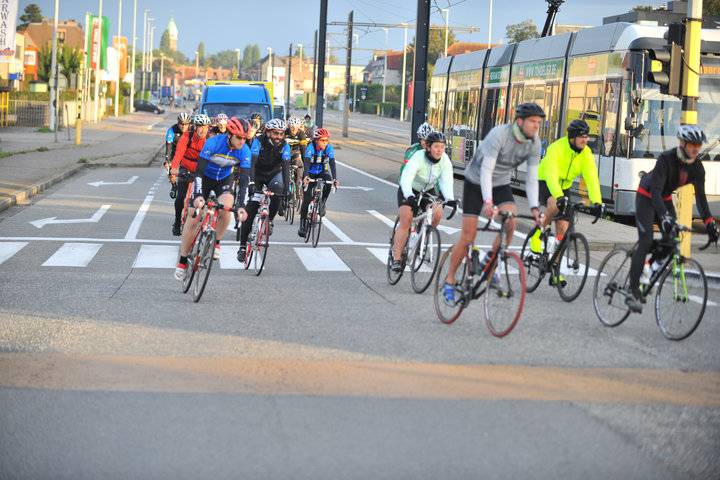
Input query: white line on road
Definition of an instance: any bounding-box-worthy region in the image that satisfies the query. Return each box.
[336,161,397,188]
[133,245,177,268]
[125,175,163,241]
[294,247,350,271]
[322,218,354,243]
[29,205,112,229]
[42,243,103,267]
[0,242,28,265]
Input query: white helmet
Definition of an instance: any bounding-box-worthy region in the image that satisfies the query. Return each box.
[215,113,229,125]
[416,122,435,140]
[265,118,287,131]
[177,112,192,124]
[677,124,707,144]
[288,116,304,128]
[193,114,211,126]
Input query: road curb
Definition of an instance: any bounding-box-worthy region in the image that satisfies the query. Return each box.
[0,163,87,214]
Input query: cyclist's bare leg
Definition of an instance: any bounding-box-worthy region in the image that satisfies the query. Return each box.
[555,219,569,238]
[430,203,443,227]
[393,205,413,261]
[180,200,203,257]
[215,192,236,242]
[542,196,558,230]
[445,215,479,284]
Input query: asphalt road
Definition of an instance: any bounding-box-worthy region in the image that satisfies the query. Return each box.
[0,110,718,479]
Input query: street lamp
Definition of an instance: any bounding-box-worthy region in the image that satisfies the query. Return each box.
[160,52,165,97]
[488,0,493,46]
[382,27,388,115]
[195,50,199,80]
[141,9,149,72]
[149,25,156,79]
[130,0,137,111]
[400,23,408,122]
[351,36,358,113]
[235,48,240,78]
[145,17,154,71]
[267,47,273,83]
[440,8,449,57]
[297,43,302,90]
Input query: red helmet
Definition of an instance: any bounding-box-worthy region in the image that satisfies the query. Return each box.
[313,128,330,140]
[227,117,250,137]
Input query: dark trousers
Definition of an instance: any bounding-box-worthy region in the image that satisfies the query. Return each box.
[239,171,284,245]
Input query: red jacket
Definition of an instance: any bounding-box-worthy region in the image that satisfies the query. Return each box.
[171,131,209,172]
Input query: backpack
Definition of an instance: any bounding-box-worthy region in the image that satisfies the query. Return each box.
[398,143,421,182]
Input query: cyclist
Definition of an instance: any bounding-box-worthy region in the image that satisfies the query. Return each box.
[390,130,456,271]
[303,113,314,137]
[236,118,292,262]
[625,124,719,313]
[442,102,544,304]
[165,112,192,167]
[530,119,603,259]
[400,122,435,176]
[297,128,340,237]
[210,113,229,136]
[250,112,264,137]
[283,116,309,216]
[174,117,252,280]
[169,113,212,236]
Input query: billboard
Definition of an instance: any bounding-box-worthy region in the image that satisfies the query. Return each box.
[24,46,37,79]
[113,36,128,79]
[0,0,19,63]
[86,15,109,70]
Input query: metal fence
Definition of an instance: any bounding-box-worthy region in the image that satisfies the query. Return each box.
[6,100,50,127]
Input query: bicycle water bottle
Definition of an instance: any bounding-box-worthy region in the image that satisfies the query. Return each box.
[408,229,420,250]
[651,259,663,273]
[547,235,558,254]
[640,261,651,287]
[470,246,481,275]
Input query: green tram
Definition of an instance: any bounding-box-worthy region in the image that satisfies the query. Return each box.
[428,22,720,216]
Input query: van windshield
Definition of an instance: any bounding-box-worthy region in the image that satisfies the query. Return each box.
[201,103,272,124]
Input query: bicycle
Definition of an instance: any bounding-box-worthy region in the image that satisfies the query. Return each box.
[244,188,282,276]
[520,200,601,302]
[302,178,335,248]
[592,224,714,340]
[283,164,302,225]
[181,193,236,302]
[433,211,529,337]
[386,193,457,293]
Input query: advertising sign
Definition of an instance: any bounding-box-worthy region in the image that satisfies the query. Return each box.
[86,15,109,70]
[0,0,19,62]
[24,46,37,79]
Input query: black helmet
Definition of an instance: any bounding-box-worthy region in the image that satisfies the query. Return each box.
[677,124,707,144]
[515,102,546,119]
[425,131,446,146]
[567,119,590,138]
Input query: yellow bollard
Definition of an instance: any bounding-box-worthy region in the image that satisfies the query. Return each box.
[75,117,82,145]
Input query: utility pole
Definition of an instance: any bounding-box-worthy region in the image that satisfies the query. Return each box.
[382,27,388,116]
[677,0,703,256]
[49,0,59,136]
[410,0,430,143]
[342,11,353,137]
[93,0,103,124]
[315,0,328,128]
[400,22,408,122]
[114,0,122,117]
[286,44,292,119]
[130,0,137,112]
[311,29,317,116]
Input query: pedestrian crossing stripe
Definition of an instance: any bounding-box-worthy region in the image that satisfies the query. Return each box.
[42,243,103,267]
[0,242,27,264]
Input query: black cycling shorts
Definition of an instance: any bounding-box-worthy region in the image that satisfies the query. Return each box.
[539,180,571,220]
[195,174,235,201]
[397,187,438,213]
[462,181,514,216]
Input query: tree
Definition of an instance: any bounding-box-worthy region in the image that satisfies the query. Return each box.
[428,28,456,67]
[206,50,237,70]
[631,5,655,11]
[241,45,253,69]
[505,19,539,44]
[251,45,260,65]
[159,30,171,52]
[197,42,205,66]
[36,42,82,82]
[704,0,720,15]
[18,3,43,31]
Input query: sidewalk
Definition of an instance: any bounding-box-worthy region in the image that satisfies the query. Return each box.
[0,112,168,212]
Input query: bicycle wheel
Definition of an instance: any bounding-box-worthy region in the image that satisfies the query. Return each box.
[283,196,291,222]
[433,247,469,324]
[484,251,525,337]
[520,226,546,293]
[386,217,405,285]
[311,198,324,248]
[192,229,216,302]
[288,195,296,225]
[304,203,314,244]
[253,217,269,276]
[182,236,199,294]
[592,248,632,327]
[655,257,707,340]
[556,232,590,302]
[410,225,441,294]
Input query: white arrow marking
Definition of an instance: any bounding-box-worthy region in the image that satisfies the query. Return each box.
[336,185,374,191]
[88,176,139,187]
[30,205,111,229]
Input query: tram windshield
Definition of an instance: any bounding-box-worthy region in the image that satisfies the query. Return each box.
[632,59,720,161]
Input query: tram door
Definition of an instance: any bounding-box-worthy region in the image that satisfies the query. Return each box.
[543,83,561,148]
[480,88,506,140]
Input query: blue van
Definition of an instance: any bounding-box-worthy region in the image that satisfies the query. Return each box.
[198,82,273,124]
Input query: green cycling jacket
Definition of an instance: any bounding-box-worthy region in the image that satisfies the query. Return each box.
[537,136,602,205]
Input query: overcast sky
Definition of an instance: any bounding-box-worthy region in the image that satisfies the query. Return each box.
[20,0,661,64]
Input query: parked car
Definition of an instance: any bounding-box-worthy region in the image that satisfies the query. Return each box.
[134,99,165,114]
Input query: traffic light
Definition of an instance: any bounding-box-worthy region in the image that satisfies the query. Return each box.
[648,23,684,97]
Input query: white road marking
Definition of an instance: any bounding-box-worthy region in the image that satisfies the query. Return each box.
[336,161,397,187]
[0,242,28,265]
[42,243,102,267]
[133,245,177,268]
[30,205,111,229]
[88,176,139,187]
[294,247,350,271]
[321,218,353,243]
[125,175,164,240]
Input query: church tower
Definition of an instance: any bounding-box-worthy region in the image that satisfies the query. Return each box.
[166,16,178,51]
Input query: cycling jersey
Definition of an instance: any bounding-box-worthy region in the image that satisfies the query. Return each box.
[210,126,226,136]
[465,123,540,208]
[304,142,336,178]
[170,131,208,173]
[196,134,251,182]
[399,149,454,201]
[250,134,291,191]
[165,124,185,160]
[537,136,602,205]
[285,128,308,160]
[637,147,713,223]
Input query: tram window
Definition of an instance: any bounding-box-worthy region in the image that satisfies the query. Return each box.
[601,81,620,156]
[481,88,507,139]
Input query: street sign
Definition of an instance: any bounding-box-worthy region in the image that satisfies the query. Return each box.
[359,86,368,101]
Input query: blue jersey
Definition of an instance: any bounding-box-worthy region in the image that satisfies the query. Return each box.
[199,135,251,181]
[166,125,178,143]
[305,143,335,175]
